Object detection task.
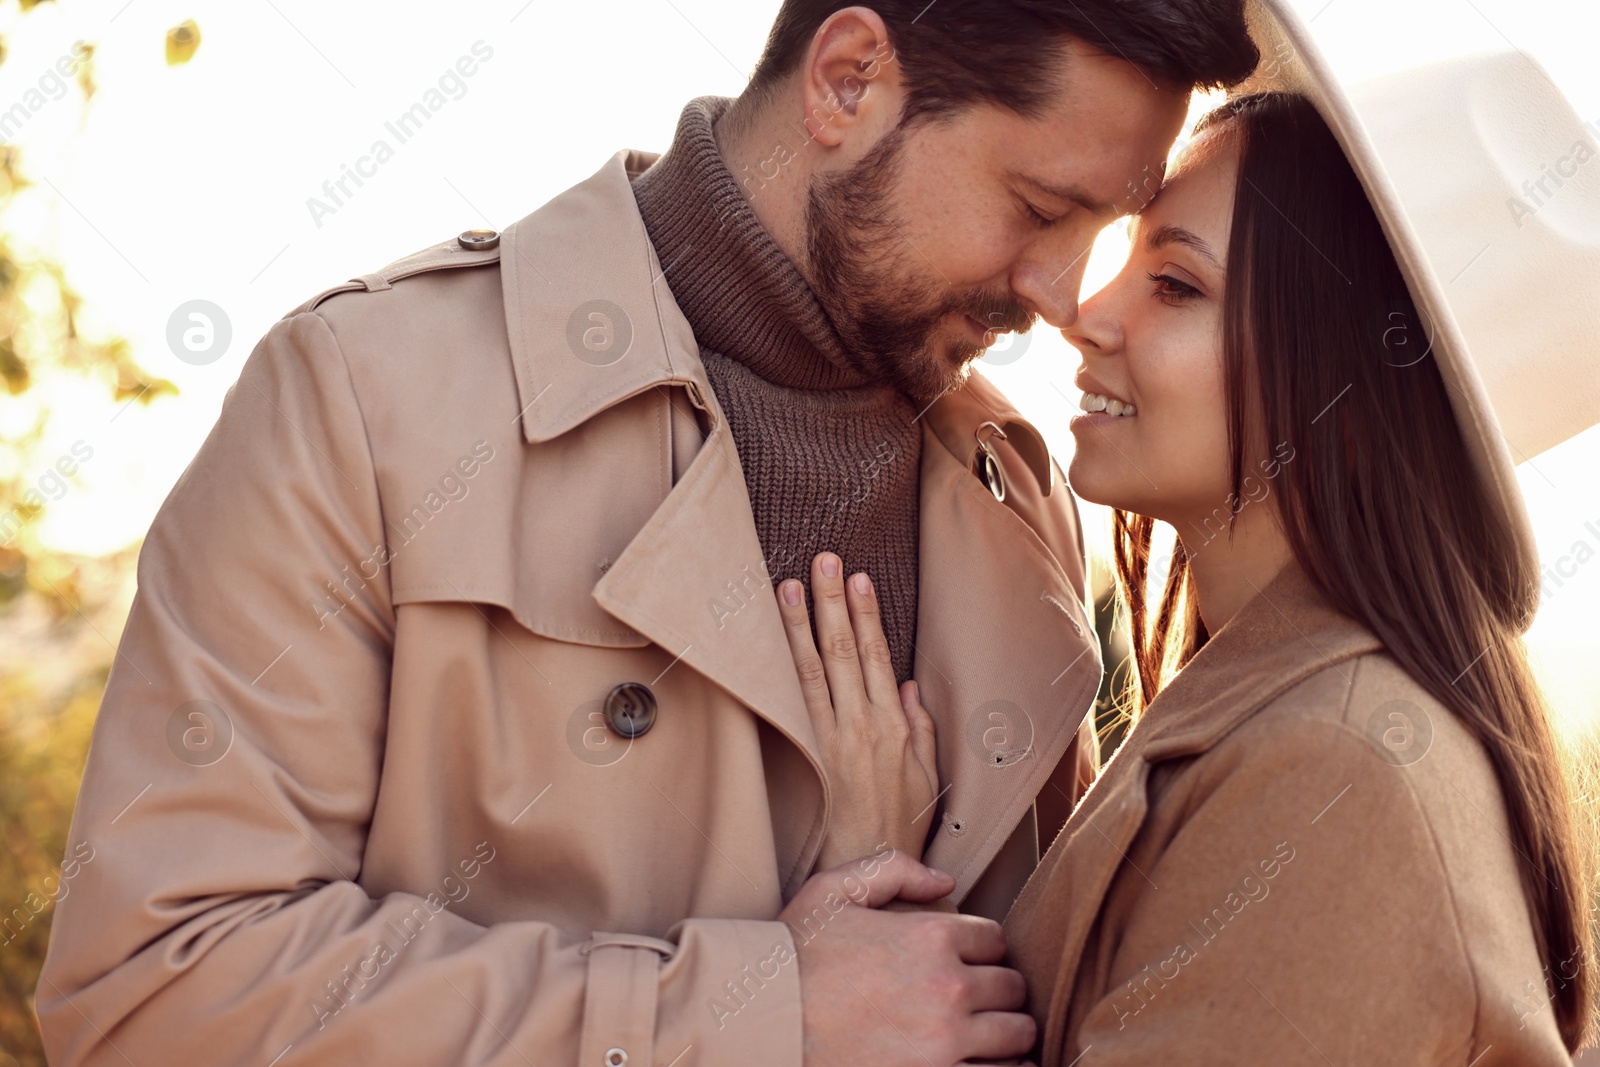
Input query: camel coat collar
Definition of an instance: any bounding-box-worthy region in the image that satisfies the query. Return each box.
[1005,563,1383,1055]
[1003,554,1572,1063]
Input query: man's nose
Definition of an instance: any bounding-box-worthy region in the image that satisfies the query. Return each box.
[1021,277,1080,332]
[1014,240,1093,330]
[1034,290,1080,331]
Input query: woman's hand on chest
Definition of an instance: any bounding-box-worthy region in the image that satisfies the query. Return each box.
[776,552,940,872]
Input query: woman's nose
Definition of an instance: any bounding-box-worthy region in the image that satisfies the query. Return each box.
[1063,287,1119,355]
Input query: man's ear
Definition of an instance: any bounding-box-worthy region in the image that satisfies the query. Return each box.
[799,6,902,148]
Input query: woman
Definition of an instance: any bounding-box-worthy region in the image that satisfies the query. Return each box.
[775,90,1596,1063]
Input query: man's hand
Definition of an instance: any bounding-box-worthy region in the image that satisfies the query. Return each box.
[779,849,1039,1067]
[777,552,940,868]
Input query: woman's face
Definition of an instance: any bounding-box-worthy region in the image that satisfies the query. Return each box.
[1064,128,1244,531]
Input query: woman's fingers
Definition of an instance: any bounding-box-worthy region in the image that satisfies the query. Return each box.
[775,553,924,795]
[845,570,902,711]
[776,576,836,734]
[810,552,869,719]
[776,554,943,867]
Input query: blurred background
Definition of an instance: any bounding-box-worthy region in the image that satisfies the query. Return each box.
[0,0,1595,1060]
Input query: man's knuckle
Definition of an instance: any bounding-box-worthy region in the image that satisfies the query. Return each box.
[917,916,960,953]
[930,968,973,1009]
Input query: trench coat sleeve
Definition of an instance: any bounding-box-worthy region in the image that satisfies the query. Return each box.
[33,310,803,1067]
[1067,713,1559,1066]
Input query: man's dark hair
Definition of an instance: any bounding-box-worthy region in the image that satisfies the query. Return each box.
[748,0,1260,124]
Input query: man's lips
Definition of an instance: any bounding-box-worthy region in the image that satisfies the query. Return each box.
[964,314,1024,348]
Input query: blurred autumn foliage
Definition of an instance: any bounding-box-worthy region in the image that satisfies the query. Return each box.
[0,6,197,1063]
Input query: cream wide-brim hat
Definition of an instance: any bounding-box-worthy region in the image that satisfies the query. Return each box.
[1235,0,1600,607]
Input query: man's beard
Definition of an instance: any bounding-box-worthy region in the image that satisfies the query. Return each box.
[804,124,1035,404]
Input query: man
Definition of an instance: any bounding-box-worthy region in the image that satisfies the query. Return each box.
[36,2,1255,1064]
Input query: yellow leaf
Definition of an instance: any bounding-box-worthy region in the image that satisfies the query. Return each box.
[165,19,200,67]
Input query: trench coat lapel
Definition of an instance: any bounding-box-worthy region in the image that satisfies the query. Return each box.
[496,150,821,765]
[913,381,1103,901]
[498,151,832,893]
[587,401,830,772]
[591,404,836,896]
[495,150,1104,902]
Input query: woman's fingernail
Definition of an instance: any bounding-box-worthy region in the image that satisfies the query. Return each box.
[781,580,801,606]
[852,572,872,595]
[821,554,840,578]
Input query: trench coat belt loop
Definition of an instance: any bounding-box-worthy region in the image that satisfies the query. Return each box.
[577,932,673,1067]
[578,932,678,960]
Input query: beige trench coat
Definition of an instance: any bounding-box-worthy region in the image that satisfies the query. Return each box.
[1003,563,1571,1065]
[34,149,1102,1066]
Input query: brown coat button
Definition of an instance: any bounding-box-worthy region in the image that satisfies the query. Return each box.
[457,228,500,251]
[603,682,657,739]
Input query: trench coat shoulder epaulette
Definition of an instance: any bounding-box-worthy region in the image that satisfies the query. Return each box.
[286,228,505,318]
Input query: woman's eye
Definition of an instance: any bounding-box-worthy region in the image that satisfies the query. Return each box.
[1146,270,1200,304]
[1026,204,1058,228]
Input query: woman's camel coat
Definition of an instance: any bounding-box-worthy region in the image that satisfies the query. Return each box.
[1003,563,1573,1065]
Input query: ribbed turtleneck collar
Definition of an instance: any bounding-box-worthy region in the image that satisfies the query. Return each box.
[629,95,872,392]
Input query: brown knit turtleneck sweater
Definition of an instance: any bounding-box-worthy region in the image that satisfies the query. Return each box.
[630,96,922,683]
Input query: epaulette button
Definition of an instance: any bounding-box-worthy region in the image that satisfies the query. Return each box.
[457,228,500,251]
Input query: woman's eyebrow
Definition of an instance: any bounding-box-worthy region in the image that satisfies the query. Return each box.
[1145,222,1222,269]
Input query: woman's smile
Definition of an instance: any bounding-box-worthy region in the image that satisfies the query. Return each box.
[1060,126,1237,528]
[1070,373,1138,434]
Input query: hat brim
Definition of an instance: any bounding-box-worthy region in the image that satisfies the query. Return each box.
[1235,0,1543,602]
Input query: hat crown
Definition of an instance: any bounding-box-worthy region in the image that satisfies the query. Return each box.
[1348,50,1600,464]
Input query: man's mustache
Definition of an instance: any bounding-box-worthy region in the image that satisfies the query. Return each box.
[955,293,1035,341]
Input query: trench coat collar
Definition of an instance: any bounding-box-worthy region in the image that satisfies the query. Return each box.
[497,148,1054,498]
[495,150,1086,899]
[500,150,833,892]
[498,150,690,444]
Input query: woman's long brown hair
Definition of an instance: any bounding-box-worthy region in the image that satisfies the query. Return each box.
[1113,91,1595,1048]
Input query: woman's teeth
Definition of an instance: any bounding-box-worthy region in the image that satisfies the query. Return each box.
[1079,392,1137,417]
